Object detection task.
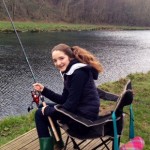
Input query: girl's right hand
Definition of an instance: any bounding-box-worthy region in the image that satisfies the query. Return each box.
[33,83,44,92]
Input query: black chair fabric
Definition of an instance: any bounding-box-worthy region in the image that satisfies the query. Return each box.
[54,80,133,150]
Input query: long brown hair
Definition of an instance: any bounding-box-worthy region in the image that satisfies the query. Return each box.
[51,43,103,73]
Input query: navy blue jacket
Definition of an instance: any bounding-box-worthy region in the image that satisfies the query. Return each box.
[42,59,100,121]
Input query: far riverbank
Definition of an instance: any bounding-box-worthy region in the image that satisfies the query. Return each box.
[1,21,150,32]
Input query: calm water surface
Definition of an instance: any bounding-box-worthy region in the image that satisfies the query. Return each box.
[0,30,150,119]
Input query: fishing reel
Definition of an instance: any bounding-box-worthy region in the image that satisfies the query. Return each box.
[28,90,41,112]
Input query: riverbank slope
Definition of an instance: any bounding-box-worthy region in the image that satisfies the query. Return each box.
[0,71,150,149]
[1,21,150,32]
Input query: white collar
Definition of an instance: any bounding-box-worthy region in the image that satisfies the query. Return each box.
[60,63,87,78]
[66,63,87,75]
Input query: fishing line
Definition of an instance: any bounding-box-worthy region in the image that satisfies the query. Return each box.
[2,1,60,141]
[2,0,36,83]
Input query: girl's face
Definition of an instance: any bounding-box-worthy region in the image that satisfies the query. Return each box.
[52,50,71,72]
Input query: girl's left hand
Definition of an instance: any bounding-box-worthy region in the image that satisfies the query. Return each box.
[41,106,47,115]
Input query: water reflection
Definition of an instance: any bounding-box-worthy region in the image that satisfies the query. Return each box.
[0,30,150,119]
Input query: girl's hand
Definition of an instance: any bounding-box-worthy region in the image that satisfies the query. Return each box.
[41,106,47,115]
[33,83,44,92]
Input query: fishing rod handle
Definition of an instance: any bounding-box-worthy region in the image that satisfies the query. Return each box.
[41,96,60,141]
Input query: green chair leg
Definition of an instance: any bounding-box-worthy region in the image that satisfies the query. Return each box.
[39,137,54,150]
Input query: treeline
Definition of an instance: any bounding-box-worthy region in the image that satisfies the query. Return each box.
[0,0,150,26]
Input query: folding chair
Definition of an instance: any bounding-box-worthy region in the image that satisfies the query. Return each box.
[55,80,133,150]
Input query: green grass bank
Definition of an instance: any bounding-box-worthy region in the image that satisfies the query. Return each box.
[0,71,150,149]
[0,21,150,32]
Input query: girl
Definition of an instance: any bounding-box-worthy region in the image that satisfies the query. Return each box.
[33,43,103,150]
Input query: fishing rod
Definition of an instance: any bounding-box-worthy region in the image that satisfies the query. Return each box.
[2,0,36,83]
[2,0,60,141]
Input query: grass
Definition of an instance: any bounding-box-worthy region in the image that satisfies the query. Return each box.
[98,72,150,150]
[0,110,35,146]
[0,72,150,149]
[0,21,150,32]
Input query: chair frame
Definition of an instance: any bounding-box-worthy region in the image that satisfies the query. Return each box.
[55,80,133,150]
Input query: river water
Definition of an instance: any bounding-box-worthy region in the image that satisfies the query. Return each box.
[0,30,150,119]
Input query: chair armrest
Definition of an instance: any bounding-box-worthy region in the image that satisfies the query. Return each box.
[97,88,119,101]
[55,104,93,127]
[55,105,113,127]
